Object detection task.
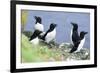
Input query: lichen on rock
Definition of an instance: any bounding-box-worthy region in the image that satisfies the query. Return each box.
[59,43,90,61]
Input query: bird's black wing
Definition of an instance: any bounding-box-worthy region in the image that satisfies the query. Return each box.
[29,30,42,41]
[70,40,80,53]
[40,29,51,41]
[72,31,80,44]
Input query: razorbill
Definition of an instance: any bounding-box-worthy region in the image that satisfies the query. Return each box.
[41,23,57,43]
[29,30,42,45]
[34,16,44,32]
[70,22,80,45]
[70,31,88,53]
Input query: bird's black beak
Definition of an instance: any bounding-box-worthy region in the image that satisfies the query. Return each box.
[85,32,88,34]
[34,16,38,19]
[55,24,57,27]
[71,22,75,26]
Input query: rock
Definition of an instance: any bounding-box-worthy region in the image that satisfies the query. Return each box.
[59,43,72,53]
[59,43,90,60]
[23,31,33,38]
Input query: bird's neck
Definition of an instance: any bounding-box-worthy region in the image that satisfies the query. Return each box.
[50,27,55,32]
[80,35,84,40]
[36,22,42,25]
[35,22,41,24]
[73,28,78,32]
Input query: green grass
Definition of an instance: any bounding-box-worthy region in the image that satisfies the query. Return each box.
[21,34,63,63]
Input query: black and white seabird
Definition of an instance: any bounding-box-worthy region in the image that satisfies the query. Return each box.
[70,31,88,53]
[41,23,57,43]
[34,16,44,32]
[29,30,42,45]
[29,16,44,45]
[70,22,80,45]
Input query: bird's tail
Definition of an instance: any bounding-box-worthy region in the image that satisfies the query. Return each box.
[69,46,77,53]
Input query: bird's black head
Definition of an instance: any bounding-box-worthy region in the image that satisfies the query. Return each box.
[80,31,88,39]
[34,16,42,24]
[50,23,57,29]
[71,22,78,30]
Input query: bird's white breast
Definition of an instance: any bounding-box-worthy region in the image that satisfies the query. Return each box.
[75,37,85,53]
[45,29,56,43]
[34,23,44,32]
[30,37,39,45]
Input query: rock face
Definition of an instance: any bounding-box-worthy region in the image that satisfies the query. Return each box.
[59,43,90,61]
